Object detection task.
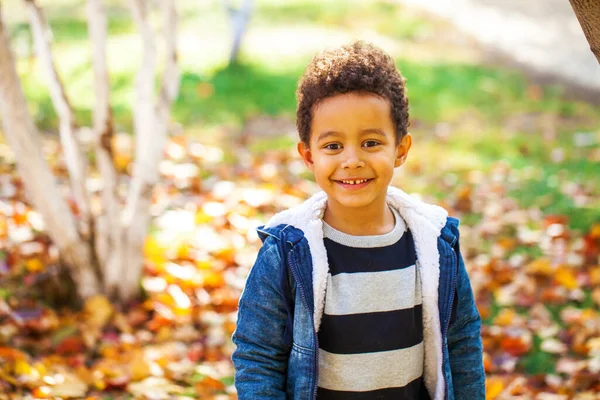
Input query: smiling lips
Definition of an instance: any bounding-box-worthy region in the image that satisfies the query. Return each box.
[334,178,374,189]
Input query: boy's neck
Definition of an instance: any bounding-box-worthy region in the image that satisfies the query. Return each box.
[323,199,395,236]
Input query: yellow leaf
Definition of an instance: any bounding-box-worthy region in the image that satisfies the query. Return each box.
[556,267,578,290]
[14,359,32,376]
[195,259,212,270]
[493,308,516,327]
[130,354,151,381]
[195,210,213,225]
[526,258,553,276]
[84,295,113,329]
[176,242,191,260]
[203,271,225,289]
[144,237,167,267]
[156,326,172,342]
[113,153,131,172]
[485,377,504,400]
[25,258,43,272]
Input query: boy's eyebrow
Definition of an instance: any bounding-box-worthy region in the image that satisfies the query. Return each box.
[317,129,386,141]
[317,130,341,141]
[360,128,386,136]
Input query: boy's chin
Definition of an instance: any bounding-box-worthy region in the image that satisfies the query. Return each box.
[327,194,378,210]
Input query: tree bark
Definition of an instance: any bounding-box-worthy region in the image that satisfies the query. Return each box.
[0,7,100,299]
[118,0,180,301]
[1,0,180,303]
[569,0,600,64]
[86,0,121,281]
[24,0,93,234]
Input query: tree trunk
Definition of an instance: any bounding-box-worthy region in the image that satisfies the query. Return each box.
[86,0,122,290]
[116,0,180,302]
[0,0,180,304]
[569,0,600,64]
[25,0,93,235]
[224,0,253,64]
[0,8,101,299]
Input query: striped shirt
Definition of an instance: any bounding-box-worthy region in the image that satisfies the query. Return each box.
[317,208,428,399]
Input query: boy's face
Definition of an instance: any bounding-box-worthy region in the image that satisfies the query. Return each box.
[298,92,411,213]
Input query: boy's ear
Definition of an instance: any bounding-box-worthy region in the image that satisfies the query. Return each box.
[394,133,412,167]
[297,141,315,171]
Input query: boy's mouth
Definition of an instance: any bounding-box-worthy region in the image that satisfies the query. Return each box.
[333,178,374,189]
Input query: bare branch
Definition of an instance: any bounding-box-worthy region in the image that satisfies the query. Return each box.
[122,0,158,228]
[24,0,92,232]
[86,0,120,272]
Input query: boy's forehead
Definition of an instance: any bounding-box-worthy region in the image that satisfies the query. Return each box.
[311,93,394,138]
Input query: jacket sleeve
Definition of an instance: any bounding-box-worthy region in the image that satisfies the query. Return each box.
[231,237,291,399]
[447,228,486,399]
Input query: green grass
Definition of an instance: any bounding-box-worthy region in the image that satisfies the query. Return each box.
[174,63,300,127]
[255,0,433,39]
[520,335,557,375]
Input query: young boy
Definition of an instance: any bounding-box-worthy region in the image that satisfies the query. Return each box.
[231,41,485,399]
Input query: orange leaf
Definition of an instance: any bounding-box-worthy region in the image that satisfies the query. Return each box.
[589,266,600,285]
[31,386,52,399]
[500,336,531,356]
[482,352,493,373]
[589,223,600,239]
[0,347,27,361]
[195,376,225,397]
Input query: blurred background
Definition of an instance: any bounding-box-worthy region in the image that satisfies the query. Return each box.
[0,0,599,398]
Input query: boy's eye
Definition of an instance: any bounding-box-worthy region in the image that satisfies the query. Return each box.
[363,140,380,148]
[324,143,342,150]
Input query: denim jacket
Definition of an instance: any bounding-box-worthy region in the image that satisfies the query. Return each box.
[232,186,485,399]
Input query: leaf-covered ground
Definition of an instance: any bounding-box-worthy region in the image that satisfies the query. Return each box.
[1,130,599,399]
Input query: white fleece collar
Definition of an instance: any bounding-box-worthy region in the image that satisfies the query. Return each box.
[264,185,448,400]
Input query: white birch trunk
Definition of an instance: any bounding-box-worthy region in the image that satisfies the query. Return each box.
[86,0,122,292]
[25,0,92,236]
[119,0,180,301]
[0,9,100,298]
[1,0,180,303]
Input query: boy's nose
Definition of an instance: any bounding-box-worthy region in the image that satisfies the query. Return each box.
[341,152,365,169]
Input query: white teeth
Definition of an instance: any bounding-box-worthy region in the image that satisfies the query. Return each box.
[341,179,368,185]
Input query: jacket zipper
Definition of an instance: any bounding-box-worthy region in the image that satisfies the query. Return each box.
[286,246,319,400]
[444,245,458,399]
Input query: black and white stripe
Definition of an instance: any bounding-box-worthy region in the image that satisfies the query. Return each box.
[317,209,427,399]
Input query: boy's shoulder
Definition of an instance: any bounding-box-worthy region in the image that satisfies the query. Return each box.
[256,223,305,245]
[258,187,461,247]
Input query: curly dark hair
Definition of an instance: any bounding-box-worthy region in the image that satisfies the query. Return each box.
[296,41,409,145]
